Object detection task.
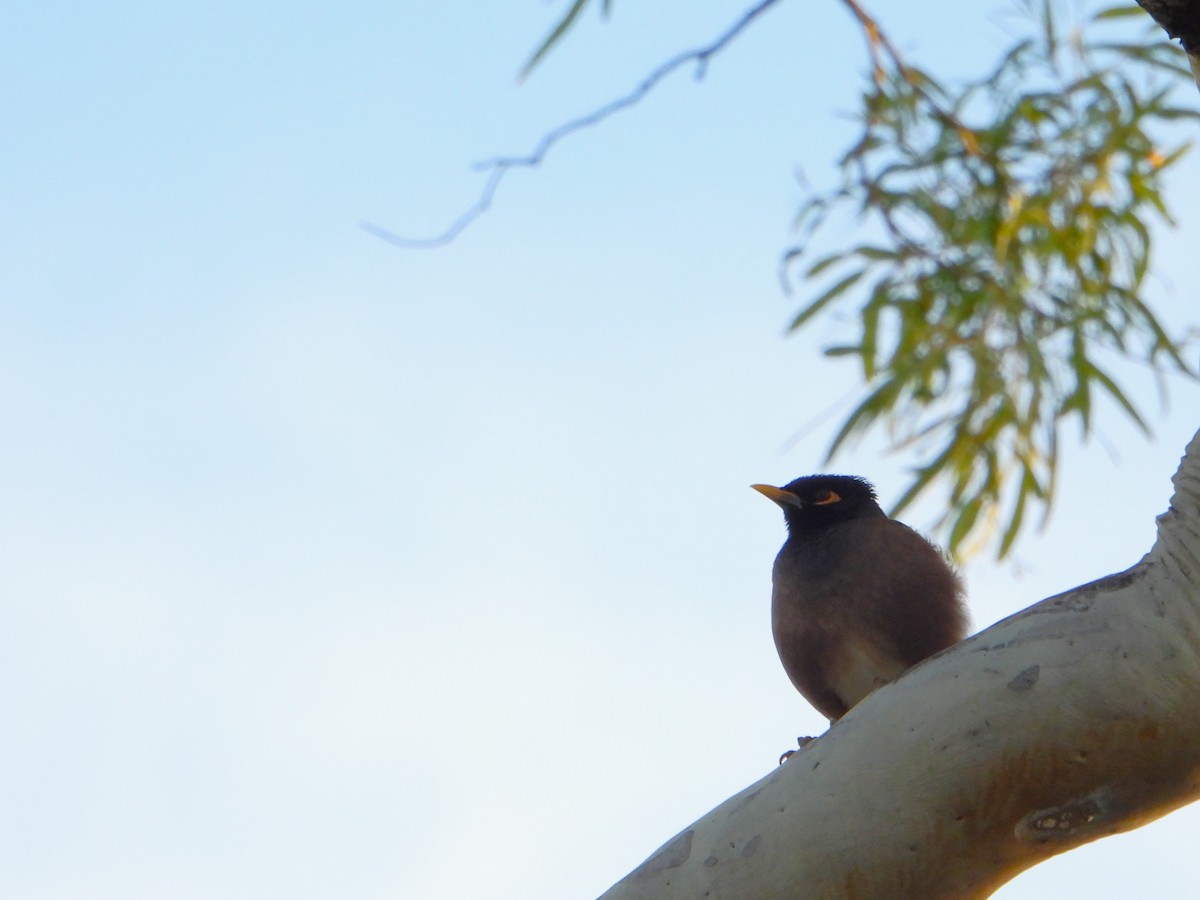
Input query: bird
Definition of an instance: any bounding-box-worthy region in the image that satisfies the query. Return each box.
[752,474,967,724]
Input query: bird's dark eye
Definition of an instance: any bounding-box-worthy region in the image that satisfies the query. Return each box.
[812,489,841,506]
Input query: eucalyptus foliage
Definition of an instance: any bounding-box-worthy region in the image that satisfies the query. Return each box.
[522,0,1198,558]
[786,1,1198,557]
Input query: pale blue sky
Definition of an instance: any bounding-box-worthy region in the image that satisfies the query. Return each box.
[3,2,1199,898]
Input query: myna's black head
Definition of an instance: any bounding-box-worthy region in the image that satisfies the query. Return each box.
[751,474,885,535]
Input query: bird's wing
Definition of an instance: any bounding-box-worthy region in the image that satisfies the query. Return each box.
[852,518,967,664]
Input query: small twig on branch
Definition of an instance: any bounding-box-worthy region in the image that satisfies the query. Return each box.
[363,0,786,249]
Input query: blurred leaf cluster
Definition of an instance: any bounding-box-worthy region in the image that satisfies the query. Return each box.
[519,0,1198,558]
[786,0,1199,558]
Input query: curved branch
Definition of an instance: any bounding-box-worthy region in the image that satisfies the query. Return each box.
[600,425,1200,898]
[1134,0,1200,91]
[363,0,786,249]
[1136,0,1200,53]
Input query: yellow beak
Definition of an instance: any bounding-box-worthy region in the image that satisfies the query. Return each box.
[751,484,802,508]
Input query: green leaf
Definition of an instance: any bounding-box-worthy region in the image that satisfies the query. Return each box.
[1092,5,1146,22]
[859,293,883,379]
[997,466,1035,558]
[852,244,903,261]
[1089,362,1151,433]
[824,379,901,461]
[804,251,846,278]
[787,270,867,331]
[782,0,1199,558]
[521,0,594,79]
[947,495,984,555]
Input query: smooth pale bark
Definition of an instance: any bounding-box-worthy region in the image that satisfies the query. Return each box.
[601,428,1200,900]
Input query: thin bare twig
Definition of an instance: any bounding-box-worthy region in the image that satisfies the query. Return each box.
[363,0,786,249]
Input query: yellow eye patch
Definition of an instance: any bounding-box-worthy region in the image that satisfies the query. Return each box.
[813,490,841,505]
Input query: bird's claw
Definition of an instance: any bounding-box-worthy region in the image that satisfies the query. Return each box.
[778,735,816,764]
